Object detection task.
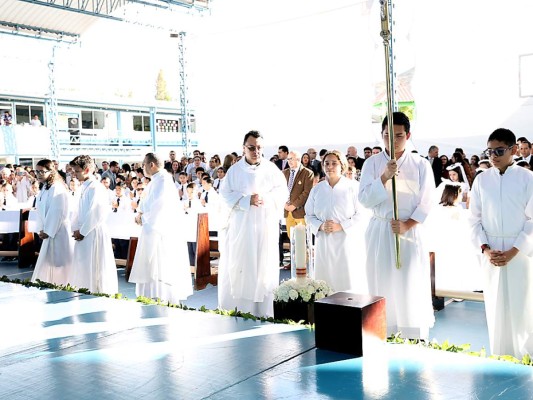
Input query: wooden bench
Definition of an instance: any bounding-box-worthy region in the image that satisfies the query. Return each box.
[125,213,219,290]
[0,209,38,269]
[430,251,484,310]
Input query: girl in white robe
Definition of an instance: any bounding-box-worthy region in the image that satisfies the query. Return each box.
[305,150,367,293]
[435,162,470,208]
[31,159,74,286]
[425,184,481,292]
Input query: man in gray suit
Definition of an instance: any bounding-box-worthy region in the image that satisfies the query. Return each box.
[101,161,119,190]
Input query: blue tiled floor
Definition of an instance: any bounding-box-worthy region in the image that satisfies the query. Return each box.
[0,261,488,351]
[2,261,530,399]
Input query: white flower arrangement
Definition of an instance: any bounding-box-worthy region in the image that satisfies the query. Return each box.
[273,278,333,303]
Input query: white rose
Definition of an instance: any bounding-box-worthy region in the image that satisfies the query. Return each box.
[315,292,325,300]
[289,289,299,300]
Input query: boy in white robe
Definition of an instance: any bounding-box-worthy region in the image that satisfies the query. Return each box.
[69,155,118,294]
[470,128,533,358]
[129,153,193,304]
[218,130,288,318]
[358,112,435,340]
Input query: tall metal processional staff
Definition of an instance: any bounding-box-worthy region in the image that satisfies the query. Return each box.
[379,0,401,268]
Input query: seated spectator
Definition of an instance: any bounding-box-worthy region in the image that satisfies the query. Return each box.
[30,115,42,127]
[2,111,12,126]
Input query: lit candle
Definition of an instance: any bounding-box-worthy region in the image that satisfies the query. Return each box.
[294,223,307,279]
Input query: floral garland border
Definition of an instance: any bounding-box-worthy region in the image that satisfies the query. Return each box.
[2,275,531,367]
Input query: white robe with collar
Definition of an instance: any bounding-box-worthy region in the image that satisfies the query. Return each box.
[70,177,118,294]
[218,158,288,317]
[31,182,74,286]
[469,165,533,358]
[129,170,193,304]
[305,176,368,293]
[358,151,435,339]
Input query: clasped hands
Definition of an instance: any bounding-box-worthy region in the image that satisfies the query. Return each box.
[484,247,518,267]
[320,220,342,234]
[72,230,84,241]
[284,202,296,212]
[250,194,264,207]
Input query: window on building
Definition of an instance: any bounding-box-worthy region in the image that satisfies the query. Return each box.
[15,105,44,125]
[133,115,151,132]
[81,110,105,130]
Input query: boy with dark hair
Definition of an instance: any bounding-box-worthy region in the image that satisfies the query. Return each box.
[470,127,533,358]
[69,155,118,294]
[359,111,435,340]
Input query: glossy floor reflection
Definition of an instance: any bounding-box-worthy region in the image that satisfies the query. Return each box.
[1,263,532,399]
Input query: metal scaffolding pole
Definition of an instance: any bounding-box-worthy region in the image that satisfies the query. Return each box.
[46,44,60,161]
[174,31,190,156]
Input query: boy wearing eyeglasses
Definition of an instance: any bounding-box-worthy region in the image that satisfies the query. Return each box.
[469,127,533,359]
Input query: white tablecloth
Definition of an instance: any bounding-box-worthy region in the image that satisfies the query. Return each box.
[28,210,141,240]
[0,210,20,233]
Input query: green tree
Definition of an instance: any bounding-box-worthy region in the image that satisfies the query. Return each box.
[155,69,171,101]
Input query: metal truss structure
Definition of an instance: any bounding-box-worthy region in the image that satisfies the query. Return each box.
[0,20,79,43]
[19,0,209,18]
[2,0,208,161]
[173,31,191,156]
[1,0,209,41]
[46,45,60,160]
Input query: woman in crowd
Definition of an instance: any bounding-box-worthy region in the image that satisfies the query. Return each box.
[171,160,181,181]
[425,184,480,292]
[301,152,311,170]
[440,154,450,180]
[222,154,236,172]
[470,155,480,175]
[121,163,132,175]
[31,159,74,286]
[305,150,367,293]
[346,156,357,169]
